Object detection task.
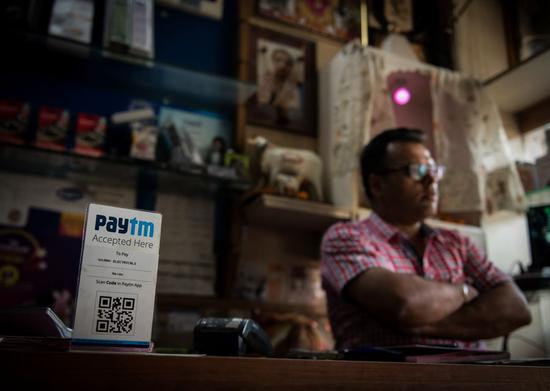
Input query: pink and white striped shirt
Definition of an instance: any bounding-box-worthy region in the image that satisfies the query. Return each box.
[321,212,510,350]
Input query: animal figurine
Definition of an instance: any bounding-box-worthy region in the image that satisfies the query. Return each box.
[248,136,323,202]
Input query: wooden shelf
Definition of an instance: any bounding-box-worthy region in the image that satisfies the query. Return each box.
[243,194,352,232]
[0,143,251,192]
[484,48,550,113]
[156,294,327,317]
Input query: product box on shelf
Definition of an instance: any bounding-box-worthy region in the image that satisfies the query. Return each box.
[0,99,30,145]
[224,150,250,179]
[103,0,155,59]
[35,106,70,151]
[48,0,95,44]
[74,113,107,157]
[130,122,158,161]
[158,107,232,168]
[112,101,158,161]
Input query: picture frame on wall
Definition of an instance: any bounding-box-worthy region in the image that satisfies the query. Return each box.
[256,0,361,42]
[247,26,317,136]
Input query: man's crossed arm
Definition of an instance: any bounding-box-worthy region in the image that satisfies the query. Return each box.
[346,268,531,340]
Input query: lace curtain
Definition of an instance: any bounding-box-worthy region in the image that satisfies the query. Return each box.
[320,41,525,214]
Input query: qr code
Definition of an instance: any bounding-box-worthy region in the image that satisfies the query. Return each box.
[93,292,137,335]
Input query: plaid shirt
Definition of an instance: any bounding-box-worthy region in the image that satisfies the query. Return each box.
[321,212,510,350]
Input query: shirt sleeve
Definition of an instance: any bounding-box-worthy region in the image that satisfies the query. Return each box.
[321,222,394,295]
[461,234,511,291]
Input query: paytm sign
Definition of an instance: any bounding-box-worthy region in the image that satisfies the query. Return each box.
[94,214,155,238]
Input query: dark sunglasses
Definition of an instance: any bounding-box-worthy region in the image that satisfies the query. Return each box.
[377,162,445,182]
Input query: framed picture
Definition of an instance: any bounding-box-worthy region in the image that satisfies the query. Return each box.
[247,26,317,136]
[256,0,361,42]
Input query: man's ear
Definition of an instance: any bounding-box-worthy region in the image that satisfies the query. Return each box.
[369,174,383,200]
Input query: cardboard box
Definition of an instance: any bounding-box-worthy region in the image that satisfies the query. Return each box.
[35,106,70,151]
[0,100,30,145]
[74,113,106,157]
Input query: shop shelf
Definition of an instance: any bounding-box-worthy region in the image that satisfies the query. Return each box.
[243,194,353,232]
[0,143,251,192]
[484,48,550,113]
[1,31,256,112]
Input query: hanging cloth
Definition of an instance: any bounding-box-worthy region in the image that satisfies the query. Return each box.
[320,40,526,213]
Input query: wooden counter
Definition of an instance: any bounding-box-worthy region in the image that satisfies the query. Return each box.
[1,350,550,390]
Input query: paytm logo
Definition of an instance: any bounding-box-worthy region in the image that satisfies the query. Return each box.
[94,214,154,238]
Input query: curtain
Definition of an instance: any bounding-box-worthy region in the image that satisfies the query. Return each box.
[323,41,395,207]
[321,40,525,214]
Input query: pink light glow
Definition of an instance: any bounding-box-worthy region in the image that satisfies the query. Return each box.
[393,87,411,105]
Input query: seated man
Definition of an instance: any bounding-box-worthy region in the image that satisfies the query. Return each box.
[321,128,531,350]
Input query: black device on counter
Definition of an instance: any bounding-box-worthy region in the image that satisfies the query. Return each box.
[193,317,273,357]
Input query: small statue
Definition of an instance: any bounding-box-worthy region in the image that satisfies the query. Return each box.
[248,136,323,202]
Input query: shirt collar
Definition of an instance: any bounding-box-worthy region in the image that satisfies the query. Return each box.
[365,212,443,243]
[364,212,401,242]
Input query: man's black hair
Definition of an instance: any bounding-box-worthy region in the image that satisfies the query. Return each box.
[360,127,426,200]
